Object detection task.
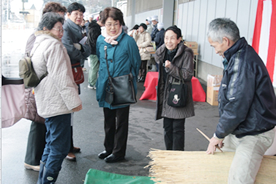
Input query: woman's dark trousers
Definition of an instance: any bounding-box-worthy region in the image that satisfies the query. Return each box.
[139,60,148,80]
[103,106,130,157]
[25,121,46,166]
[163,117,185,151]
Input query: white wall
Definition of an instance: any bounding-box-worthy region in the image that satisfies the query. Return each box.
[125,9,162,30]
[177,0,258,69]
[125,0,259,80]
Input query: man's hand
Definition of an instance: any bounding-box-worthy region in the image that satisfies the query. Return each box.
[206,137,223,154]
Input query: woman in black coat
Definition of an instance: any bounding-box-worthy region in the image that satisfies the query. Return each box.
[155,26,195,151]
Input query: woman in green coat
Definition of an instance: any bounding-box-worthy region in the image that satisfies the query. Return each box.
[96,7,141,163]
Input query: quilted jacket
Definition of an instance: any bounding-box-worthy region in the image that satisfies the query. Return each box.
[134,31,152,60]
[31,31,81,118]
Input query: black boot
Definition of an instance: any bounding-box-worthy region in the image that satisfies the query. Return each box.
[36,161,45,184]
[42,167,59,184]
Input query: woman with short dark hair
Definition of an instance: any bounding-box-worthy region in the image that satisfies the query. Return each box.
[62,2,90,71]
[100,7,125,26]
[134,23,151,82]
[128,24,139,37]
[32,12,82,183]
[66,2,85,14]
[62,2,91,161]
[96,7,141,163]
[155,25,195,151]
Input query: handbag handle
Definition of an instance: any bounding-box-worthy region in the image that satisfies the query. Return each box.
[104,46,111,77]
[171,68,185,85]
[2,75,24,86]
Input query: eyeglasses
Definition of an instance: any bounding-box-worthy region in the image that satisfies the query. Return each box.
[105,23,120,28]
[71,12,84,17]
[52,27,64,33]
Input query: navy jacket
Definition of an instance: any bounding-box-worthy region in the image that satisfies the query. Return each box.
[151,24,159,41]
[154,28,165,50]
[216,37,276,139]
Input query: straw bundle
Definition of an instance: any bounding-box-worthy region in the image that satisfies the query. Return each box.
[147,149,276,184]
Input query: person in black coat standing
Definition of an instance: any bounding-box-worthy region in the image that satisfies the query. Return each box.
[154,22,165,50]
[154,22,165,71]
[87,12,103,89]
[150,15,159,41]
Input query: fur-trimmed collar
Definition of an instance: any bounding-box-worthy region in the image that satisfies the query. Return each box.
[34,30,60,40]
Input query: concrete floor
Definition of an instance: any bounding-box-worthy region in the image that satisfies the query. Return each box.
[2,69,220,184]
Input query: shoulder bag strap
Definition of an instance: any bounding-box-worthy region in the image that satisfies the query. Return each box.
[178,68,185,84]
[104,45,133,78]
[104,46,114,92]
[104,45,112,78]
[171,48,185,84]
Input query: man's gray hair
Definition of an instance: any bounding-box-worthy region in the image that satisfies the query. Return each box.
[38,12,64,31]
[207,18,240,43]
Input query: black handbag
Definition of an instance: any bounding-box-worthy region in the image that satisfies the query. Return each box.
[104,46,137,106]
[167,69,188,107]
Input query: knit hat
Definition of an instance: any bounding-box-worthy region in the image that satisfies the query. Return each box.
[151,15,158,21]
[140,23,147,31]
[157,22,164,30]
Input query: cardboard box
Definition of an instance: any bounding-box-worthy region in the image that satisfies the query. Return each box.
[184,41,198,55]
[206,74,223,106]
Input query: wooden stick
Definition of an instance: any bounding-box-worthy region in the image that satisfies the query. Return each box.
[196,128,210,141]
[196,128,223,153]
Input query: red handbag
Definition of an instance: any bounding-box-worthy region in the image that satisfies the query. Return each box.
[71,63,84,84]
